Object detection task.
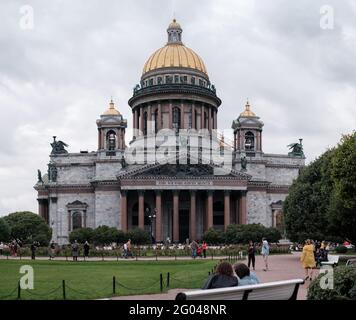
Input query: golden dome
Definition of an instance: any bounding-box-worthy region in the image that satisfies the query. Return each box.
[142,19,208,76]
[103,99,120,116]
[143,44,208,75]
[240,100,256,117]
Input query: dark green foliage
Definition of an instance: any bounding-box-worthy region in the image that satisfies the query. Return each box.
[3,212,52,246]
[335,245,348,254]
[284,151,334,242]
[284,132,356,245]
[329,133,356,249]
[0,218,11,242]
[225,224,281,244]
[126,228,151,245]
[307,266,356,300]
[92,225,120,246]
[69,228,94,244]
[202,228,225,245]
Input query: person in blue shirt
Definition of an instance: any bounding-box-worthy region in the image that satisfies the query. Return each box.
[261,238,270,271]
[233,263,260,286]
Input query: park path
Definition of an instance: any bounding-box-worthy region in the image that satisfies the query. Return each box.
[111,253,311,300]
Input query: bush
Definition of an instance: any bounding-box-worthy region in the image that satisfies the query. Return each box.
[116,230,128,245]
[335,245,348,254]
[69,228,94,244]
[92,226,120,246]
[224,224,281,244]
[4,212,52,246]
[202,228,225,245]
[307,266,356,300]
[0,218,11,242]
[126,228,151,245]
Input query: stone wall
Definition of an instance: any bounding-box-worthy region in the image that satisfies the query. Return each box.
[246,190,269,226]
[50,193,95,245]
[94,190,120,228]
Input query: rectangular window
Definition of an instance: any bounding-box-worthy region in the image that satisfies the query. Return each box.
[191,77,196,85]
[149,78,154,86]
[166,76,173,84]
[174,75,179,83]
[157,77,162,84]
[183,76,187,83]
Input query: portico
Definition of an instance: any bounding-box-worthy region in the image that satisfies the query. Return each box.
[118,163,249,242]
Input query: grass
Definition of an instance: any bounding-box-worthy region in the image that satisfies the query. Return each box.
[0,259,217,300]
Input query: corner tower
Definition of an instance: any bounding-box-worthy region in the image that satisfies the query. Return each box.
[232,100,264,157]
[96,99,127,157]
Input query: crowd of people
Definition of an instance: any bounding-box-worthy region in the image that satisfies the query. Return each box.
[0,239,22,257]
[189,240,208,259]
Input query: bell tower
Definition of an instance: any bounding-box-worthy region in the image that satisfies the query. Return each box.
[232,100,264,156]
[96,99,127,156]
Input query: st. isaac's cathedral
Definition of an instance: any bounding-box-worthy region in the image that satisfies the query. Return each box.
[35,20,305,244]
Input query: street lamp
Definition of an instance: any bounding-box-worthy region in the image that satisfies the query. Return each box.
[146,207,156,244]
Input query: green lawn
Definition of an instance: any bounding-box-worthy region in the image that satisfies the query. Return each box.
[0,259,216,300]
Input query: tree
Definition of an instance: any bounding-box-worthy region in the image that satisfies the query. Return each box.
[92,226,120,246]
[329,132,356,249]
[69,228,94,244]
[4,212,52,246]
[283,150,335,242]
[0,218,11,242]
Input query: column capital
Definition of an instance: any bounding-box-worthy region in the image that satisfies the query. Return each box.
[138,190,145,196]
[155,190,162,196]
[189,190,196,196]
[121,190,127,196]
[173,190,180,196]
[224,190,231,196]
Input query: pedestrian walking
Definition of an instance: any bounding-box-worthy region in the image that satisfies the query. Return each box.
[83,241,90,259]
[301,239,316,281]
[72,240,79,262]
[190,240,199,259]
[49,241,56,260]
[30,242,39,260]
[202,241,208,258]
[261,238,270,271]
[247,240,256,270]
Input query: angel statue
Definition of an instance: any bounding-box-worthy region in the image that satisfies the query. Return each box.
[288,139,304,157]
[50,136,68,154]
[37,169,43,183]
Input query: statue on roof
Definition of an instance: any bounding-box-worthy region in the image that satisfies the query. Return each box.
[37,169,43,183]
[288,139,304,157]
[241,154,247,171]
[50,136,68,154]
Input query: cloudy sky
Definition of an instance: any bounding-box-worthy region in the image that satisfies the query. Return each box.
[0,0,355,216]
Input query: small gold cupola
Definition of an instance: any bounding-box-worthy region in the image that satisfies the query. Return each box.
[240,99,256,117]
[103,98,120,116]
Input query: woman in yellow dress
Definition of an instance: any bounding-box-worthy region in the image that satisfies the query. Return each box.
[300,239,316,281]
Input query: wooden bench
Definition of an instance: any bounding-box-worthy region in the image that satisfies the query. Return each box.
[346,259,356,266]
[321,254,339,267]
[175,279,304,300]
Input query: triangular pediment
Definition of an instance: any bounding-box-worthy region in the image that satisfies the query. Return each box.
[117,154,251,180]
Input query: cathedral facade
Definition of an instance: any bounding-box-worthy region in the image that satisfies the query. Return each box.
[35,20,305,245]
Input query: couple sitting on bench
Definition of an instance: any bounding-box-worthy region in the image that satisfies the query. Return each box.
[203,262,260,289]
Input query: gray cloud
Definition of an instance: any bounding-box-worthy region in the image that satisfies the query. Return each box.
[0,0,355,215]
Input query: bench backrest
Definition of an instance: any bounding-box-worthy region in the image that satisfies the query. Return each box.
[175,279,304,300]
[346,259,356,266]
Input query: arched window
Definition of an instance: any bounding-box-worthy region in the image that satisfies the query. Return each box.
[172,107,181,132]
[245,132,255,150]
[72,211,82,230]
[106,130,117,151]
